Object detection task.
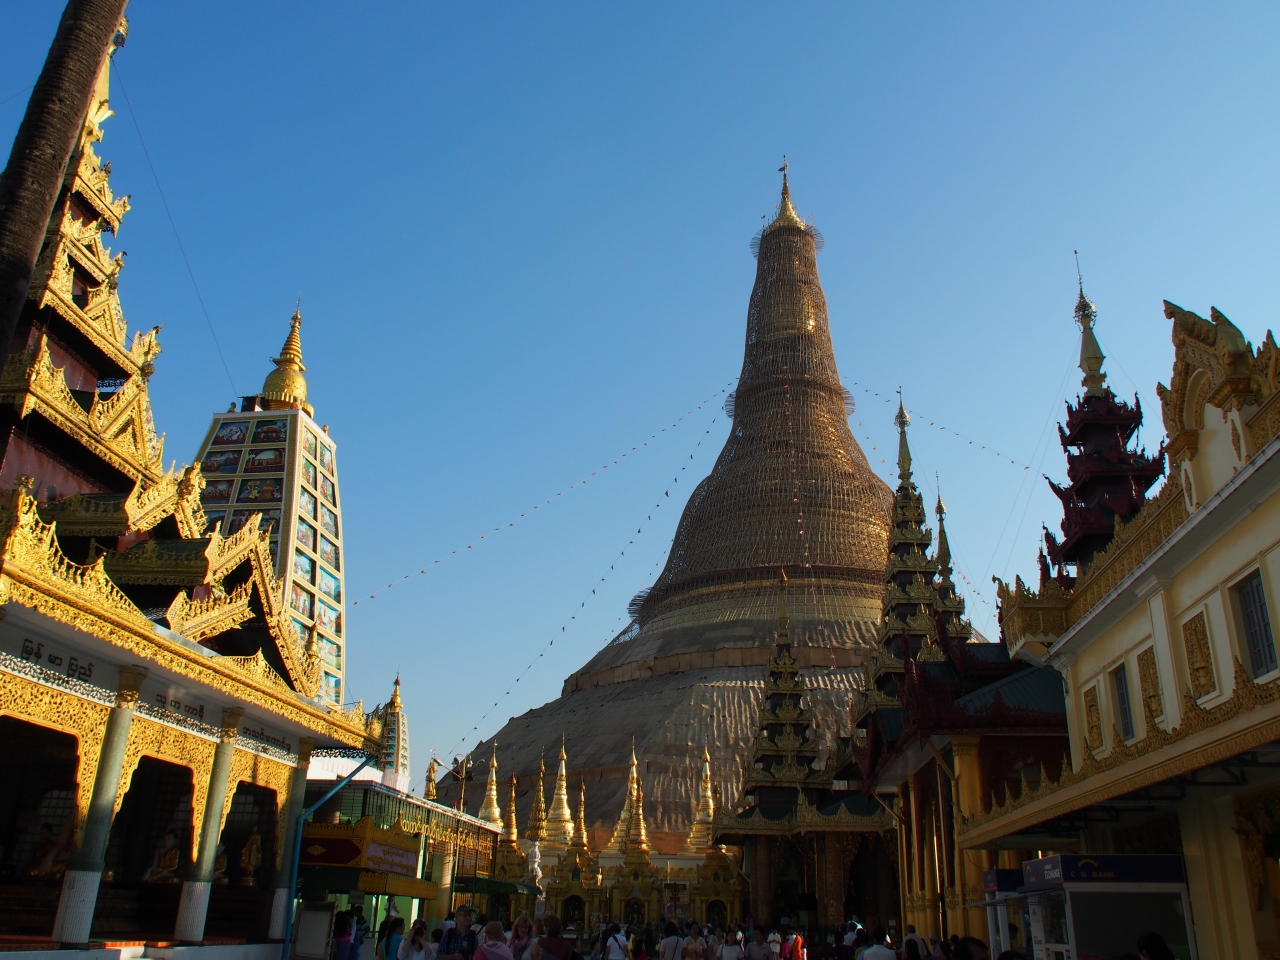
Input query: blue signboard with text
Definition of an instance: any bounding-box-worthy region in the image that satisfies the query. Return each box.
[1022,854,1186,891]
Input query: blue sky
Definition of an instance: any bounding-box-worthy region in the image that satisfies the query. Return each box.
[5,3,1280,787]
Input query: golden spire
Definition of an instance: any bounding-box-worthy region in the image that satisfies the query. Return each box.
[626,775,650,854]
[478,743,503,828]
[895,389,912,483]
[261,306,313,416]
[569,778,590,852]
[424,756,438,801]
[1075,286,1107,398]
[502,774,521,850]
[525,749,547,842]
[544,736,575,849]
[606,741,640,853]
[682,742,716,855]
[935,483,952,578]
[389,674,402,711]
[769,158,806,232]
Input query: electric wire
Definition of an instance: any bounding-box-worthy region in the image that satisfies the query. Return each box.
[110,59,238,397]
[439,400,725,760]
[353,382,733,606]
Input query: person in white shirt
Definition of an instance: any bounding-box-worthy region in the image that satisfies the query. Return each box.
[604,925,629,960]
[902,926,928,958]
[720,929,743,960]
[859,928,895,960]
[766,931,781,960]
[659,923,683,960]
[841,925,856,949]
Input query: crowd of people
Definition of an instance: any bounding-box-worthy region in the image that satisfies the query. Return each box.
[320,903,1179,960]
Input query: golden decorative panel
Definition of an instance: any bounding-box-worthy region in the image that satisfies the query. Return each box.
[1182,612,1216,699]
[166,581,254,643]
[1137,647,1164,722]
[114,714,217,860]
[1082,687,1103,751]
[0,670,110,845]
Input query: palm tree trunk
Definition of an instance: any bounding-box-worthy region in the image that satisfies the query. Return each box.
[0,0,129,357]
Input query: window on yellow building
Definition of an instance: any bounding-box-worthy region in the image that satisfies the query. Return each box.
[1237,571,1277,678]
[1112,663,1135,742]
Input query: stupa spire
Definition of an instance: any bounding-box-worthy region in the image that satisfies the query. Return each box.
[478,743,502,828]
[1074,262,1107,398]
[625,775,650,854]
[568,779,590,853]
[682,743,716,854]
[501,774,520,851]
[932,481,971,643]
[895,392,913,482]
[525,750,546,842]
[606,742,640,852]
[261,306,313,416]
[544,736,575,849]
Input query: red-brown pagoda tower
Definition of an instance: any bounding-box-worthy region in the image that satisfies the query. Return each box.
[1043,285,1165,578]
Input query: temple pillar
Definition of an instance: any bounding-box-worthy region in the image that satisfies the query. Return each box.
[750,835,772,925]
[951,735,986,936]
[52,665,148,947]
[434,841,456,920]
[174,707,243,944]
[269,737,315,940]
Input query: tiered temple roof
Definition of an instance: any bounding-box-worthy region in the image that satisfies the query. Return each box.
[853,388,1068,790]
[1044,285,1165,577]
[0,54,357,716]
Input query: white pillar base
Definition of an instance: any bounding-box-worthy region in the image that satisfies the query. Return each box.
[174,879,212,944]
[269,886,291,941]
[52,868,102,946]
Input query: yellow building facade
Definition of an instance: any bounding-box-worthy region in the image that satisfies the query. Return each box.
[977,301,1280,958]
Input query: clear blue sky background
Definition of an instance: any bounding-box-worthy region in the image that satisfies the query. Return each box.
[5,3,1280,789]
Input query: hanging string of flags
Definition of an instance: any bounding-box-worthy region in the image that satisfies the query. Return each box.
[443,406,724,760]
[845,380,1035,471]
[353,382,735,606]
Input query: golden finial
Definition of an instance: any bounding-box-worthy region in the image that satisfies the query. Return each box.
[895,388,913,483]
[261,305,313,416]
[389,674,402,710]
[769,157,806,231]
[1073,251,1107,397]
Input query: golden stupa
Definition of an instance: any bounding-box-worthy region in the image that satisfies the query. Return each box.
[446,174,892,842]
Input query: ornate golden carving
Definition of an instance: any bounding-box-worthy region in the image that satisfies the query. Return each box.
[0,487,155,634]
[1067,475,1189,623]
[1137,647,1163,722]
[1234,783,1280,911]
[0,669,110,845]
[996,475,1191,651]
[1182,612,1216,699]
[114,714,217,860]
[124,466,207,538]
[166,581,254,642]
[0,336,165,482]
[1082,686,1102,750]
[0,498,367,748]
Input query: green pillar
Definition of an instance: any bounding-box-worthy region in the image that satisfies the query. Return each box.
[269,737,315,940]
[173,707,243,944]
[52,665,148,947]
